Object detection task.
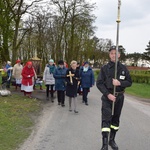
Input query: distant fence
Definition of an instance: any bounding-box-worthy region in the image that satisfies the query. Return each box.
[127,66,149,71]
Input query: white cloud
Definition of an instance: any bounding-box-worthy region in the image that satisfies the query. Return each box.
[90,0,150,53]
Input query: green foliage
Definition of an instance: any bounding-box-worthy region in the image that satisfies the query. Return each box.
[94,69,100,80]
[130,70,150,84]
[126,83,150,99]
[0,94,41,150]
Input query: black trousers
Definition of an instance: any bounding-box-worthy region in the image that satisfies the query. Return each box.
[82,88,89,103]
[57,91,65,104]
[101,94,124,135]
[46,84,54,98]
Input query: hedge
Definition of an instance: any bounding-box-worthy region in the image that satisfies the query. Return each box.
[94,70,150,84]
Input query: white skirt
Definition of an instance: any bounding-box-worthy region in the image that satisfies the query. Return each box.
[16,79,22,84]
[21,83,33,92]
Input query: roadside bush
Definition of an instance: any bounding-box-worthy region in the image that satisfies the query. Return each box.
[94,70,100,80]
[130,74,150,84]
[94,69,150,84]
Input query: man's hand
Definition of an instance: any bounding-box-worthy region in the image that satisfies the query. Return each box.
[112,79,121,86]
[107,94,116,102]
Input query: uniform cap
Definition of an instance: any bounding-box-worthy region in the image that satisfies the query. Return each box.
[109,45,120,52]
[109,45,116,51]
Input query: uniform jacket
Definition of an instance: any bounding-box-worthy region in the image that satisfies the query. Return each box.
[96,61,132,96]
[12,63,23,79]
[80,66,95,88]
[53,66,67,91]
[66,68,80,97]
[43,64,55,85]
[21,66,35,86]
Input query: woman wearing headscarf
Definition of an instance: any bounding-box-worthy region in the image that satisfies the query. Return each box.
[12,59,23,90]
[43,59,56,102]
[21,61,35,98]
[66,60,80,113]
[80,61,95,105]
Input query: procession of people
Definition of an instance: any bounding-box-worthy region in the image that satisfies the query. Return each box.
[1,58,95,107]
[1,46,132,150]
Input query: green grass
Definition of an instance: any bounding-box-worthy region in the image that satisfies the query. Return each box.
[0,94,41,150]
[125,83,150,99]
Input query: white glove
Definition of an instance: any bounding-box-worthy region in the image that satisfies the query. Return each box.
[27,75,31,77]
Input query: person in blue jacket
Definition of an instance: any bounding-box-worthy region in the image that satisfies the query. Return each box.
[80,61,95,105]
[53,60,67,106]
[5,61,13,88]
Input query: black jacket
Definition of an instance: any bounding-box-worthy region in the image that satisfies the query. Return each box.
[66,68,80,97]
[96,61,132,96]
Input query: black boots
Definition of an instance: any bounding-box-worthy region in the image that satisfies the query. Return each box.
[101,131,118,150]
[101,137,108,150]
[109,131,119,150]
[101,132,108,150]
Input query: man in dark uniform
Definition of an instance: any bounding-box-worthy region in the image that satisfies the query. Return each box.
[96,46,132,150]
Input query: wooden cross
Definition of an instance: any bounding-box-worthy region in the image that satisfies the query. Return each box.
[67,71,74,84]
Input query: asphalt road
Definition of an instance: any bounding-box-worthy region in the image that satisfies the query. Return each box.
[19,86,150,150]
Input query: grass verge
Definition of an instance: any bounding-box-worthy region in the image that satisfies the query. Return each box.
[0,94,41,150]
[125,83,150,99]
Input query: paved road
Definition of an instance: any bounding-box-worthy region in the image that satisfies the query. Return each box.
[18,86,150,150]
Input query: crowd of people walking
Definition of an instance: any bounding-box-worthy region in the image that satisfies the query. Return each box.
[1,59,95,113]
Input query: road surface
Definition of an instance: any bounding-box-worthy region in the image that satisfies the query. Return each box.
[18,86,150,150]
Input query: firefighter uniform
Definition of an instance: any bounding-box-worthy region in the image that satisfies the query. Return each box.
[96,51,132,150]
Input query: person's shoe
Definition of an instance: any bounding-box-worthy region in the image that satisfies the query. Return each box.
[51,98,54,103]
[58,102,60,105]
[85,102,88,105]
[69,108,72,112]
[109,131,118,150]
[46,97,49,101]
[28,95,32,99]
[74,110,78,113]
[101,137,108,150]
[61,104,65,107]
[109,140,118,150]
[101,145,108,150]
[82,100,84,103]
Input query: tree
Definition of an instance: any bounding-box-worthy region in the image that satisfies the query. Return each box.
[0,0,14,62]
[143,41,150,60]
[4,0,42,64]
[50,0,96,63]
[118,45,126,63]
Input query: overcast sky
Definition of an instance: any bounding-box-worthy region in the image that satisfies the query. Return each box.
[90,0,150,54]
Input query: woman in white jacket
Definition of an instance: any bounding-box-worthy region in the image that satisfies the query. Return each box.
[43,59,56,102]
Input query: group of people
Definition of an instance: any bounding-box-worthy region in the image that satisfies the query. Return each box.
[3,59,95,113]
[44,59,95,113]
[2,45,132,150]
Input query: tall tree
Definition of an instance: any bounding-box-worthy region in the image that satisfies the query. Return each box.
[0,0,14,62]
[5,0,42,64]
[143,41,150,60]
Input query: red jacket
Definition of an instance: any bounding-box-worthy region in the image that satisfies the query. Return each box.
[21,66,35,86]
